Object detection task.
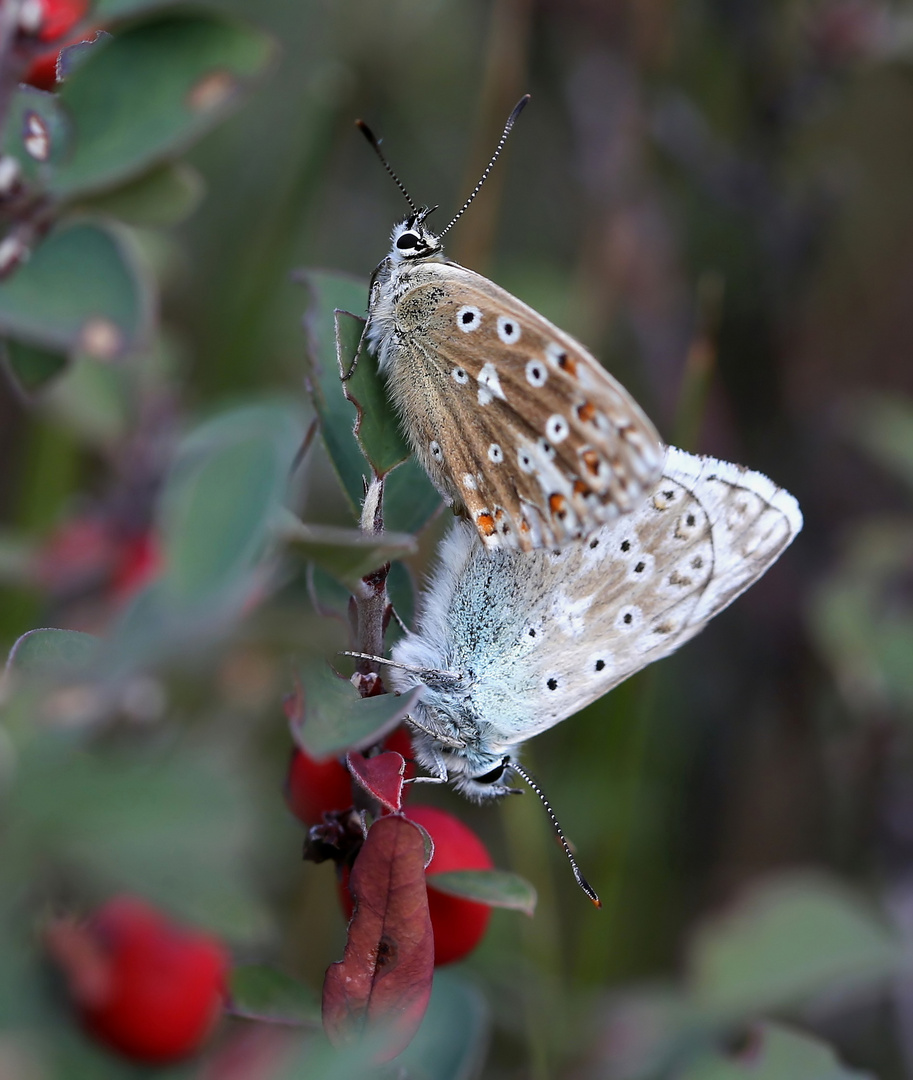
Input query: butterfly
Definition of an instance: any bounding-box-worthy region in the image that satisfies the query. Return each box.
[359,97,663,552]
[387,446,802,804]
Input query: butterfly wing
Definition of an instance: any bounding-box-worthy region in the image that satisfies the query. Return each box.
[395,447,802,756]
[373,259,662,550]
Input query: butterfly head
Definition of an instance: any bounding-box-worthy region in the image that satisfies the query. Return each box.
[389,208,444,264]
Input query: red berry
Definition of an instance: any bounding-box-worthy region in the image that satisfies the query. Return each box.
[338,806,494,966]
[286,727,417,826]
[22,0,91,90]
[285,748,353,826]
[48,896,228,1064]
[32,0,88,41]
[408,806,494,965]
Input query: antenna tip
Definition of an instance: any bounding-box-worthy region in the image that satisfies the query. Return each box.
[510,94,532,122]
[356,119,379,147]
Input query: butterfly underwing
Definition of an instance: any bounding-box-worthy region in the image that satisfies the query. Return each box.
[388,446,802,801]
[360,100,663,551]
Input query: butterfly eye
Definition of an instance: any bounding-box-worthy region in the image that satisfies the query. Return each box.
[396,231,420,250]
[474,760,508,785]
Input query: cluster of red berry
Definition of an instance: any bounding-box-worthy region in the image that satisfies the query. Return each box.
[286,736,496,966]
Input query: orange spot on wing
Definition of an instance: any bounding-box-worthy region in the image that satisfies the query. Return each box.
[573,480,588,496]
[548,494,567,519]
[477,513,496,536]
[582,449,601,476]
[577,401,596,423]
[558,353,577,377]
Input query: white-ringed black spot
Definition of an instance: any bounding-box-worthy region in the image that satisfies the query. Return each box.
[545,414,570,444]
[497,316,521,344]
[546,677,558,691]
[686,513,696,526]
[451,367,468,384]
[528,627,537,637]
[456,305,482,332]
[620,539,631,552]
[517,449,534,473]
[537,437,556,461]
[525,359,547,387]
[594,659,606,671]
[589,538,599,549]
[623,613,633,625]
[488,443,504,463]
[634,561,645,573]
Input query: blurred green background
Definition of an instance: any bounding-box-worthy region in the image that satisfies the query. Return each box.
[4,0,913,1077]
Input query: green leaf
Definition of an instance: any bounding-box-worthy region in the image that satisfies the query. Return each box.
[427,869,537,915]
[679,1022,874,1080]
[0,222,150,358]
[51,13,273,198]
[6,628,100,679]
[278,514,417,590]
[338,311,412,475]
[228,965,320,1026]
[301,270,371,517]
[158,401,301,608]
[291,661,424,760]
[688,873,898,1021]
[73,161,205,226]
[300,270,442,536]
[3,339,68,394]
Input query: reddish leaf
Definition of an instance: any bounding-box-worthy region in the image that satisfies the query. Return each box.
[322,815,434,1060]
[347,750,405,812]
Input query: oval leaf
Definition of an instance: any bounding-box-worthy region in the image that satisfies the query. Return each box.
[291,662,424,761]
[52,13,273,198]
[300,270,441,536]
[158,401,301,608]
[277,515,416,591]
[347,750,405,813]
[427,869,537,916]
[0,222,149,358]
[688,872,898,1021]
[322,815,434,1060]
[337,311,412,475]
[6,628,100,678]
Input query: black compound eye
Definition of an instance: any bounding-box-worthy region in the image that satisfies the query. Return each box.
[475,762,507,785]
[396,231,420,250]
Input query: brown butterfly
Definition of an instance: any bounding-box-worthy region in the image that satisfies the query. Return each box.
[359,98,663,551]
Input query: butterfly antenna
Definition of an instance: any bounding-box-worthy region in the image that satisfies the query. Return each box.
[341,651,458,680]
[439,93,531,238]
[510,760,602,908]
[356,119,419,214]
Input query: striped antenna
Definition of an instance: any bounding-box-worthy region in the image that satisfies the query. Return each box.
[439,94,530,237]
[510,759,602,908]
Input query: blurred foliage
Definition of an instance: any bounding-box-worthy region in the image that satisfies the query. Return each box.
[4,0,913,1077]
